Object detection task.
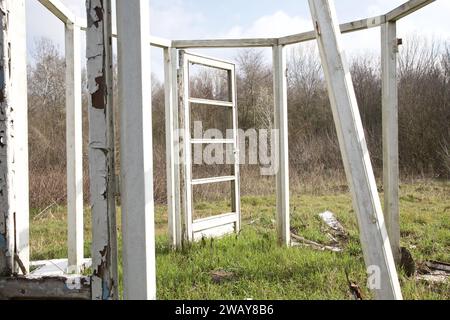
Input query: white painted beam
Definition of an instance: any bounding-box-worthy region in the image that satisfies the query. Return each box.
[0,0,30,276]
[150,36,172,49]
[308,0,402,300]
[86,0,119,300]
[279,15,385,46]
[38,0,78,25]
[117,0,156,300]
[386,0,436,22]
[173,38,277,49]
[273,45,290,246]
[164,47,182,249]
[381,22,401,264]
[65,22,84,274]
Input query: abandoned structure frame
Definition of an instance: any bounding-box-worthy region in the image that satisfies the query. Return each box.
[0,0,438,300]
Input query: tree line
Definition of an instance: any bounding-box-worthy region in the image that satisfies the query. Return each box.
[27,36,449,209]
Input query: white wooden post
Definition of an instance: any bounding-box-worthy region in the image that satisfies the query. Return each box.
[165,47,182,249]
[381,22,400,264]
[230,65,241,234]
[273,45,290,246]
[65,22,83,274]
[308,0,402,300]
[178,51,194,244]
[0,0,30,276]
[117,0,156,300]
[86,0,119,300]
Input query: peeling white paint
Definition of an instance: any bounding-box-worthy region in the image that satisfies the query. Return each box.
[86,0,118,300]
[0,0,29,276]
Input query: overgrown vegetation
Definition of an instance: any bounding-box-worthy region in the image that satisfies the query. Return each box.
[26,35,449,299]
[30,181,449,299]
[27,36,450,209]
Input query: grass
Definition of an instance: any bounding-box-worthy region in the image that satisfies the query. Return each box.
[30,180,450,300]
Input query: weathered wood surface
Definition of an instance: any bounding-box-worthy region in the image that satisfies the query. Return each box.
[117,0,156,300]
[386,0,436,22]
[38,0,78,24]
[273,45,290,246]
[381,22,401,264]
[308,0,402,300]
[279,15,385,46]
[165,47,182,249]
[65,22,84,274]
[86,0,118,300]
[0,275,91,300]
[0,0,30,276]
[173,38,277,49]
[178,51,194,243]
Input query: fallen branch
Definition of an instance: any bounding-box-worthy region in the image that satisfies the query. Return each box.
[291,233,342,252]
[33,200,58,221]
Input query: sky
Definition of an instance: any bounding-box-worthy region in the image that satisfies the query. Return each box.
[26,0,450,79]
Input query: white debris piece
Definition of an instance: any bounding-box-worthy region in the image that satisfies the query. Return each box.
[319,211,345,234]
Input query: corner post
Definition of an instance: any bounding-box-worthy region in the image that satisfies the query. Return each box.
[273,44,290,246]
[0,0,30,276]
[86,0,119,299]
[116,0,156,300]
[381,21,400,264]
[65,21,84,274]
[308,0,402,300]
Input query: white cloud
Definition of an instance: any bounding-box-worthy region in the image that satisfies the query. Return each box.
[25,0,449,81]
[224,10,313,39]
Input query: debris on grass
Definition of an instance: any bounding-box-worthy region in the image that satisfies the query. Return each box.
[319,211,347,239]
[210,269,236,284]
[290,211,348,253]
[345,270,363,300]
[291,233,342,252]
[417,260,450,284]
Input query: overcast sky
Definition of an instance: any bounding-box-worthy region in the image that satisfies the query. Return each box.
[26,0,450,79]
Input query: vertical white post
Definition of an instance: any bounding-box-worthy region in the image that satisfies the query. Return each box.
[308,0,402,300]
[381,22,400,264]
[165,47,182,249]
[230,66,241,234]
[0,0,29,276]
[117,0,156,300]
[65,22,83,274]
[178,51,194,243]
[273,45,290,246]
[86,0,119,299]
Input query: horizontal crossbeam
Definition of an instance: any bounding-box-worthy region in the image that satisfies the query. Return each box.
[39,0,435,49]
[192,212,238,233]
[0,275,91,300]
[191,176,236,185]
[189,98,234,107]
[386,0,436,22]
[190,139,234,144]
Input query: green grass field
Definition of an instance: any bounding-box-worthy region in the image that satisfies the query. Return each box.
[30,180,450,300]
